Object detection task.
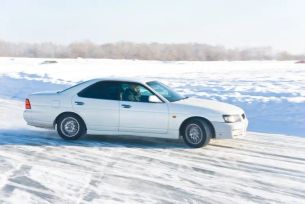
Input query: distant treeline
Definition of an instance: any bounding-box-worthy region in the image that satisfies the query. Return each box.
[0,40,304,61]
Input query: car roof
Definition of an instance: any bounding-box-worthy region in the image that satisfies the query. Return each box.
[89,77,154,84]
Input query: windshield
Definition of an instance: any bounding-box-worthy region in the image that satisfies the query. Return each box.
[146,81,186,102]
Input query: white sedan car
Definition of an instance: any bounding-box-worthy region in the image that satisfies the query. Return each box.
[24,78,248,148]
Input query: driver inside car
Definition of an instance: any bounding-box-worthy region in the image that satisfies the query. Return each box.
[123,84,141,102]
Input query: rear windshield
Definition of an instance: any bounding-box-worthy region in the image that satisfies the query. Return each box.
[58,81,87,93]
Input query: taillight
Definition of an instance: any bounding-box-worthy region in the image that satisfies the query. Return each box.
[25,98,31,109]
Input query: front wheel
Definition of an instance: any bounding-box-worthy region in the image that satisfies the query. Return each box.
[56,114,86,140]
[182,119,212,148]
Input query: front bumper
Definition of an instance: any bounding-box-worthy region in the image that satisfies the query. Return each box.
[212,118,248,139]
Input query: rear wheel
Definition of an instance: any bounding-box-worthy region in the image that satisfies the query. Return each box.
[182,119,212,148]
[56,114,86,140]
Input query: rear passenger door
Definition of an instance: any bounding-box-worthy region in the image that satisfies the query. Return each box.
[72,81,120,132]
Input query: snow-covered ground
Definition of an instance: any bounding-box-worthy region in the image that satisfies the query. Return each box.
[0,57,305,203]
[0,98,305,203]
[0,57,304,136]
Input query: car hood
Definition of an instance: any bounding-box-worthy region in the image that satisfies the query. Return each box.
[173,97,244,114]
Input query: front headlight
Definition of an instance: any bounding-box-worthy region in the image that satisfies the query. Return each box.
[223,114,241,123]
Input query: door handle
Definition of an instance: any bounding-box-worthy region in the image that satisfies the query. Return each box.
[121,104,131,108]
[75,101,84,105]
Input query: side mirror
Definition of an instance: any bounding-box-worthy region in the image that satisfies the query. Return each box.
[148,95,162,103]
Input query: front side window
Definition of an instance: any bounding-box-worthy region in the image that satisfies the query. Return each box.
[120,82,156,102]
[78,81,119,100]
[146,81,185,102]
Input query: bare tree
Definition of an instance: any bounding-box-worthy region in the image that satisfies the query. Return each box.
[0,40,304,61]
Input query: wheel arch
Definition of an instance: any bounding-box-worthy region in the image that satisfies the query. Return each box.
[53,112,87,130]
[179,116,216,138]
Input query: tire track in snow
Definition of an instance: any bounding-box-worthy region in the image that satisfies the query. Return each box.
[0,99,305,203]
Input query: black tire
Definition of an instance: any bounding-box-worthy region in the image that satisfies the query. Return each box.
[56,113,86,140]
[182,119,212,148]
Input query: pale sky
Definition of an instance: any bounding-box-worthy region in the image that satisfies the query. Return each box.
[1,0,305,54]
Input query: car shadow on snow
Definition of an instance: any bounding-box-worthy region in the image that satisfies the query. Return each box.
[0,128,188,149]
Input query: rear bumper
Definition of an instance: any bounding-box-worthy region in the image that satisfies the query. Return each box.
[23,110,54,129]
[212,118,248,139]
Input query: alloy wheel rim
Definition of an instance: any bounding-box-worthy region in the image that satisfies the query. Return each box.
[60,117,80,137]
[185,124,203,144]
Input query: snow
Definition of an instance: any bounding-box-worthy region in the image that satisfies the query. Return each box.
[0,98,305,203]
[0,57,304,136]
[0,57,305,203]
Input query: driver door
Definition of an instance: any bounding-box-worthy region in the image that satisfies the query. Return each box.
[119,82,169,134]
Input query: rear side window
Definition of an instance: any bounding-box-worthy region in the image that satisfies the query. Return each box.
[78,81,119,100]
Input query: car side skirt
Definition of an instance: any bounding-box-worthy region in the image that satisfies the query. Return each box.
[87,129,180,139]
